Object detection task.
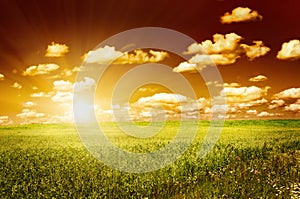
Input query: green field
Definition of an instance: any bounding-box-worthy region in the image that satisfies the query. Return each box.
[0,120,299,198]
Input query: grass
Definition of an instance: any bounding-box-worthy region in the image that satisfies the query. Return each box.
[0,120,299,198]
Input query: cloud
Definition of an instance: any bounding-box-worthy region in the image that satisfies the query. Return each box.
[45,42,69,57]
[30,92,53,98]
[174,33,270,72]
[220,7,263,24]
[284,99,300,112]
[172,61,198,73]
[257,111,275,117]
[0,116,13,125]
[249,74,268,82]
[223,82,241,87]
[219,86,269,103]
[12,82,22,89]
[74,77,96,93]
[51,91,73,103]
[273,87,300,99]
[16,109,45,119]
[246,109,257,115]
[23,101,36,108]
[84,46,123,64]
[84,46,168,65]
[130,93,205,121]
[0,73,4,80]
[277,40,300,60]
[241,41,270,60]
[23,63,60,76]
[53,80,73,91]
[268,99,285,109]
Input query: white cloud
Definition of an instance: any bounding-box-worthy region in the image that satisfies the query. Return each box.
[0,73,4,80]
[220,86,269,103]
[174,33,270,72]
[284,99,300,112]
[273,87,300,99]
[277,39,300,60]
[257,111,275,117]
[51,91,73,103]
[0,116,13,125]
[23,101,36,108]
[172,61,198,73]
[16,109,45,119]
[23,63,60,76]
[268,99,285,109]
[241,41,270,60]
[223,82,241,87]
[53,80,73,91]
[130,93,205,121]
[220,7,263,24]
[45,42,69,57]
[30,92,53,98]
[83,46,123,64]
[249,74,268,82]
[12,82,22,89]
[74,77,96,93]
[84,46,168,65]
[246,109,257,115]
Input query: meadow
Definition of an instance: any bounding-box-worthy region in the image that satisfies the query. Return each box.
[0,120,299,198]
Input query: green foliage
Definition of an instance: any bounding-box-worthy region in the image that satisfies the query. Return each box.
[0,120,299,198]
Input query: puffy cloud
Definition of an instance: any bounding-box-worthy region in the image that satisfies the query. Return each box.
[84,46,168,65]
[84,46,123,64]
[53,80,73,91]
[174,33,270,72]
[268,99,285,109]
[0,116,13,126]
[249,74,268,82]
[273,87,300,99]
[172,61,198,73]
[16,109,45,119]
[246,109,257,115]
[241,41,270,60]
[30,92,53,98]
[23,101,36,108]
[223,82,241,87]
[220,86,269,103]
[0,73,4,80]
[23,63,60,76]
[45,42,69,57]
[284,100,300,112]
[74,77,96,93]
[257,111,275,117]
[220,7,263,24]
[277,39,300,60]
[130,93,205,121]
[12,82,22,89]
[116,50,168,64]
[51,91,73,103]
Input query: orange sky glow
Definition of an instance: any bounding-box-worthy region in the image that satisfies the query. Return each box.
[0,0,300,125]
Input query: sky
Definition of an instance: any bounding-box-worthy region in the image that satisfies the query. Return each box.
[0,0,300,125]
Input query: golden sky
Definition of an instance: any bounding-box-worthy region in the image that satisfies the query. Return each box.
[0,0,300,125]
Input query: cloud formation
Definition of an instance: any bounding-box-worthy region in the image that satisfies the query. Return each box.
[84,46,168,64]
[23,101,36,108]
[174,33,270,72]
[53,80,73,91]
[0,116,13,125]
[277,40,300,60]
[12,82,22,89]
[220,7,263,24]
[268,99,285,109]
[273,87,300,99]
[45,42,69,57]
[23,63,60,76]
[30,92,53,98]
[16,109,45,119]
[249,74,268,82]
[284,100,300,112]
